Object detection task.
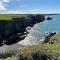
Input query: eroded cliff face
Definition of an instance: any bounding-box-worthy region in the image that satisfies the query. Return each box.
[0,14,45,46]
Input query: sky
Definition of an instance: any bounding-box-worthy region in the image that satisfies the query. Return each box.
[0,0,60,14]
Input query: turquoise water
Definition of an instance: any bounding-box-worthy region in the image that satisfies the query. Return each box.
[28,15,60,44]
[30,15,60,39]
[34,15,60,33]
[19,15,60,45]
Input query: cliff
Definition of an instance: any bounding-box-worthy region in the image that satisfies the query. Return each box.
[0,14,45,46]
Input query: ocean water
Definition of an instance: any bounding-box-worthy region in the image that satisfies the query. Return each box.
[19,15,60,45]
[35,15,60,33]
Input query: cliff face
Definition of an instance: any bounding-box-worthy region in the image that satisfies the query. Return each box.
[0,14,45,46]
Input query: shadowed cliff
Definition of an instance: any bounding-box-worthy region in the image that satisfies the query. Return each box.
[0,14,45,46]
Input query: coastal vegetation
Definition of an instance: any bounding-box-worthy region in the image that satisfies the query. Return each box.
[0,34,59,60]
[0,14,27,20]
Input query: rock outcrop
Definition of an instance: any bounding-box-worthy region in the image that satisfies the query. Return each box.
[47,17,53,20]
[0,14,45,46]
[44,32,56,43]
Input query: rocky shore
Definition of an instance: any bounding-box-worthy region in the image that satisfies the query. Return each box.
[0,14,53,46]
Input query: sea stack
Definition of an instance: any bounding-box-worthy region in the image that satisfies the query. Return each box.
[47,17,53,20]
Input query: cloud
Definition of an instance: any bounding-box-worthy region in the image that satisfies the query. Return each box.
[0,10,29,14]
[0,0,27,11]
[2,0,10,3]
[29,9,60,14]
[29,9,52,14]
[0,1,6,10]
[0,8,60,14]
[6,11,26,14]
[0,0,11,10]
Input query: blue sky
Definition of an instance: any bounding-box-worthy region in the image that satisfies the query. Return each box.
[0,0,60,14]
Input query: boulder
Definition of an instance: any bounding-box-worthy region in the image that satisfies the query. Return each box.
[47,17,53,20]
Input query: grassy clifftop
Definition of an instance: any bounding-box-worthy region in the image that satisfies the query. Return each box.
[1,42,60,60]
[0,14,45,20]
[0,14,36,20]
[0,14,26,20]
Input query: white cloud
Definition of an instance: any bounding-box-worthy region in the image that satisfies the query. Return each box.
[0,9,60,14]
[6,11,28,14]
[29,9,60,14]
[29,9,51,14]
[0,0,11,10]
[0,1,6,10]
[0,10,29,14]
[2,0,10,3]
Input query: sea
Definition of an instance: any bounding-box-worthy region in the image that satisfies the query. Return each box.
[19,15,60,45]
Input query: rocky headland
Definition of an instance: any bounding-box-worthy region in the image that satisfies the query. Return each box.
[0,14,52,46]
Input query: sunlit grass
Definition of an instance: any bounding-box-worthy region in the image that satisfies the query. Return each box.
[0,34,60,60]
[0,14,27,20]
[0,14,13,20]
[53,34,60,41]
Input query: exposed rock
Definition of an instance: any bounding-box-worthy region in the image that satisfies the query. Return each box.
[0,14,45,46]
[44,32,56,43]
[47,17,53,20]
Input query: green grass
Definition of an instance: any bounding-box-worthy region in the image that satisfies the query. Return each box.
[53,34,60,41]
[18,42,60,55]
[0,15,12,20]
[0,34,60,60]
[1,42,60,60]
[2,42,60,60]
[0,14,28,20]
[0,14,37,20]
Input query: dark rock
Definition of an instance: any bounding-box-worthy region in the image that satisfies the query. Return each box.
[0,14,45,46]
[47,17,53,20]
[44,32,56,43]
[47,32,56,37]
